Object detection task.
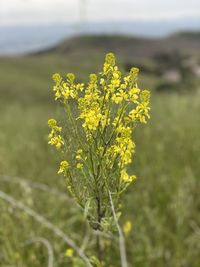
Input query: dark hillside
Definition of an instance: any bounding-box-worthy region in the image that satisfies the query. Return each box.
[34,32,200,59]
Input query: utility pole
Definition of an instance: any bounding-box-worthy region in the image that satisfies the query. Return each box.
[78,0,87,33]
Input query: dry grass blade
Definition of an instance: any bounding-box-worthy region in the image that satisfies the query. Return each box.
[108,190,128,267]
[22,237,54,267]
[0,190,93,267]
[0,175,70,201]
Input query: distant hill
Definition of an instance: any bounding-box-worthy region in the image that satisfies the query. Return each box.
[0,17,200,55]
[35,32,200,59]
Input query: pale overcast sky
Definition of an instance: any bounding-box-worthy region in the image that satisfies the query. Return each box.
[0,0,200,25]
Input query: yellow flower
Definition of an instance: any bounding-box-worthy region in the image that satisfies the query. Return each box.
[67,73,75,81]
[75,148,83,159]
[120,169,137,183]
[55,90,62,100]
[65,248,74,258]
[129,88,140,103]
[48,135,64,149]
[76,163,83,169]
[105,53,115,65]
[76,83,84,91]
[52,73,61,83]
[112,94,123,104]
[58,161,69,175]
[81,109,102,132]
[123,220,132,236]
[48,119,63,149]
[129,67,139,85]
[48,119,57,127]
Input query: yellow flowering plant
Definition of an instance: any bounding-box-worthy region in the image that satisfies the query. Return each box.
[48,53,150,264]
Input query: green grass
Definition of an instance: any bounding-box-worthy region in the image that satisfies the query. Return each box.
[0,54,200,267]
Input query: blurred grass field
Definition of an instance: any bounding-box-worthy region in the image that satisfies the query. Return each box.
[0,51,200,267]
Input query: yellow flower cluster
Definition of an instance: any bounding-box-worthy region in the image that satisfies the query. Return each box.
[128,89,151,124]
[48,52,151,233]
[78,74,102,133]
[52,73,84,102]
[120,169,136,183]
[48,119,64,149]
[58,160,69,176]
[49,53,150,187]
[48,57,151,238]
[113,126,135,167]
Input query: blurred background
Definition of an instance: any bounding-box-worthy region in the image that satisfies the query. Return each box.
[0,0,200,266]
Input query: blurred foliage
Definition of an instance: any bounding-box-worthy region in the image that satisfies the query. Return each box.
[0,52,200,266]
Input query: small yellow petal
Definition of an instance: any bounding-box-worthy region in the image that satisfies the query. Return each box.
[65,248,74,258]
[123,221,132,236]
